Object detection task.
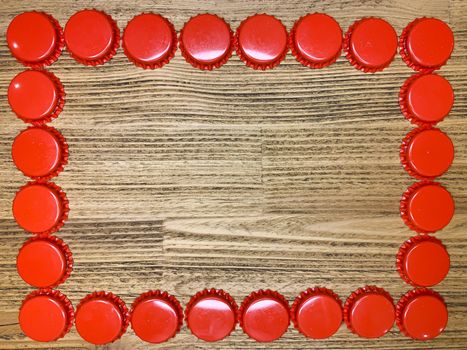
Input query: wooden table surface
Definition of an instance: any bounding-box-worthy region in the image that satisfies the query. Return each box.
[0,0,466,349]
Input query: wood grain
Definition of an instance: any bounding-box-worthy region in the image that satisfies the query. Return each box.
[0,0,466,349]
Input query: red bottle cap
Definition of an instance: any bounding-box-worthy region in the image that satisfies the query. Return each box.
[7,11,64,68]
[130,290,183,343]
[397,235,449,287]
[12,126,68,181]
[19,289,74,342]
[289,13,342,68]
[343,286,395,338]
[65,9,120,66]
[17,234,73,288]
[399,73,454,126]
[8,70,65,124]
[185,288,238,342]
[75,291,129,344]
[400,182,454,233]
[400,127,454,180]
[179,14,233,70]
[291,287,342,339]
[344,17,397,72]
[12,182,69,234]
[235,14,288,70]
[122,13,177,69]
[396,288,448,340]
[400,18,454,72]
[239,289,290,342]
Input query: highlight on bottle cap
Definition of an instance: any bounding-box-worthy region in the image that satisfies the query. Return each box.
[8,70,65,124]
[64,9,120,66]
[17,234,73,288]
[179,14,233,70]
[343,286,395,338]
[400,17,454,72]
[130,290,183,343]
[291,287,342,339]
[235,14,288,70]
[7,11,64,68]
[185,288,238,342]
[12,126,68,181]
[400,182,455,233]
[344,17,397,72]
[122,13,177,69]
[19,289,74,342]
[75,291,129,344]
[12,182,69,234]
[399,73,454,126]
[396,235,450,287]
[289,13,342,68]
[400,127,454,180]
[396,288,448,340]
[239,289,290,342]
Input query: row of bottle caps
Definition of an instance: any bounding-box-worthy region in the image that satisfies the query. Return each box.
[7,11,453,72]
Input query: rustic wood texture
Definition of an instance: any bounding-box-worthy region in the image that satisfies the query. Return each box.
[0,0,466,349]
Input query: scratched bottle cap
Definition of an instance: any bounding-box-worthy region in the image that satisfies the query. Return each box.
[399,73,454,126]
[400,182,454,233]
[396,288,448,340]
[12,182,69,234]
[179,14,233,70]
[239,289,290,342]
[7,11,64,68]
[17,234,73,288]
[185,288,238,342]
[235,14,288,70]
[12,126,68,181]
[19,289,74,342]
[400,18,454,72]
[343,286,395,338]
[344,17,397,72]
[8,70,65,124]
[64,9,120,66]
[75,291,129,345]
[397,235,449,287]
[122,13,177,69]
[400,127,454,180]
[289,13,342,68]
[291,287,342,339]
[130,290,183,343]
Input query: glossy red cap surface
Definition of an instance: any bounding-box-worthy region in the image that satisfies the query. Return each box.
[239,289,290,342]
[235,14,288,70]
[131,290,183,343]
[8,70,65,124]
[65,9,120,65]
[17,235,73,288]
[19,289,74,342]
[401,182,454,233]
[7,11,64,67]
[397,235,449,287]
[12,182,69,234]
[180,14,233,70]
[400,73,454,126]
[291,287,342,339]
[344,286,395,338]
[290,13,342,68]
[344,17,397,72]
[185,289,238,342]
[123,13,176,69]
[400,127,454,179]
[76,291,129,345]
[400,18,454,71]
[12,126,68,180]
[396,288,448,340]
